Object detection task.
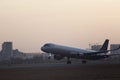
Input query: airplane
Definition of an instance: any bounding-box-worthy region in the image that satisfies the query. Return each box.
[41,39,120,64]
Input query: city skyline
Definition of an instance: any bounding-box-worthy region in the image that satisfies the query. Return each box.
[0,0,120,52]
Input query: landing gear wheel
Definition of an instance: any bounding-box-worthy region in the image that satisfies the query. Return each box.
[67,60,71,64]
[82,60,87,64]
[67,57,71,64]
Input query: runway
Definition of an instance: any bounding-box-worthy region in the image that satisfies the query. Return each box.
[0,62,120,80]
[0,61,119,69]
[1,53,120,80]
[0,60,120,69]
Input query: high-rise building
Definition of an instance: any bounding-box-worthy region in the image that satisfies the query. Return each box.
[110,44,120,54]
[1,42,13,61]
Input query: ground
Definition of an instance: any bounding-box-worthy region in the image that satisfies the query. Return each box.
[0,63,120,80]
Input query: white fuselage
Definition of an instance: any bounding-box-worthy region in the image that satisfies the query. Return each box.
[41,43,106,59]
[41,39,118,63]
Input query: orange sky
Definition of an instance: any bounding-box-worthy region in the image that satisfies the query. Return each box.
[0,0,120,52]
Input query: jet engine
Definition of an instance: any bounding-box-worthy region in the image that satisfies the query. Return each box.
[54,54,64,60]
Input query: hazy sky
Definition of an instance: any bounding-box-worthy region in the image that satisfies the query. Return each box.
[0,0,120,52]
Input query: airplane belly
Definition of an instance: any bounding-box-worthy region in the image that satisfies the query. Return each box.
[51,48,70,55]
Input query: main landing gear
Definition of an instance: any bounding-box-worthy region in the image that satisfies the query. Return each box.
[82,60,87,64]
[67,60,71,64]
[67,57,71,64]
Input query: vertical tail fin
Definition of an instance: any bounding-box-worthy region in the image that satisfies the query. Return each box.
[99,39,109,51]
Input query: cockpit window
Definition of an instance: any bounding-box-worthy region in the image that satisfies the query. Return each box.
[44,44,51,47]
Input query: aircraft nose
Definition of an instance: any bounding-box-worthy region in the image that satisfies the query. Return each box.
[41,46,45,52]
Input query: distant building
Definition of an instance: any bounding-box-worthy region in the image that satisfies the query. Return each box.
[0,41,45,64]
[12,49,24,59]
[0,52,2,61]
[91,45,102,51]
[110,44,120,54]
[24,53,41,59]
[1,42,13,61]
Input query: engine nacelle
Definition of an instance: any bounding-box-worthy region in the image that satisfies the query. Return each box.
[54,55,64,60]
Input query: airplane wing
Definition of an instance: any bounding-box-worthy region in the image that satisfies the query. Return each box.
[83,46,120,55]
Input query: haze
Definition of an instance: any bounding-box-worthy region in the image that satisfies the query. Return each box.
[0,0,120,52]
